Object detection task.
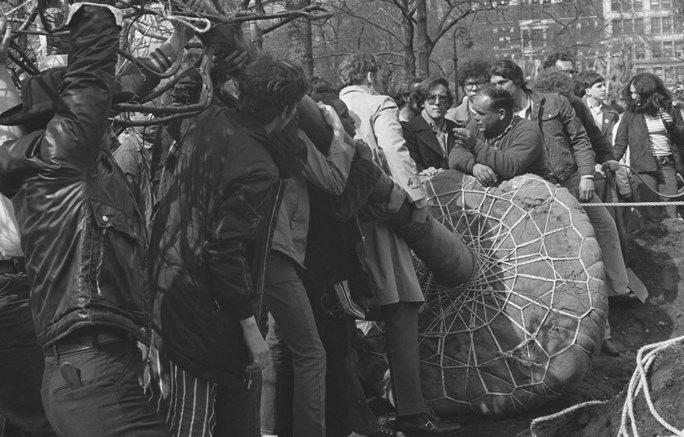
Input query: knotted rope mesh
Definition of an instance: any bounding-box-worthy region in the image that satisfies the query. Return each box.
[416,171,608,418]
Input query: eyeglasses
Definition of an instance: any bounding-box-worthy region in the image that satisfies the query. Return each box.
[426,94,449,104]
[464,80,486,90]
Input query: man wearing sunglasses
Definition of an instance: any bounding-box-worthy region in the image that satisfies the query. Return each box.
[446,60,491,127]
[403,78,459,177]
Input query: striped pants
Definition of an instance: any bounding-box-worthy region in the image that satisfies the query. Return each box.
[147,352,217,437]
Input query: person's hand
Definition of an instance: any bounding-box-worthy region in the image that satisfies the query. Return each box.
[594,163,605,177]
[453,127,476,148]
[216,50,248,78]
[660,108,673,126]
[240,317,270,373]
[318,102,345,141]
[472,163,498,186]
[354,139,373,161]
[602,160,621,173]
[578,177,595,202]
[419,167,442,177]
[0,16,11,65]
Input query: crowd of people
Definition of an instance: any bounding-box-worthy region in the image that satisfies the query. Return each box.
[0,2,682,437]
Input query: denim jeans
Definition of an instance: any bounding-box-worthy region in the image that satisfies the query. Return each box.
[42,338,169,437]
[263,253,326,437]
[0,273,56,437]
[633,163,679,223]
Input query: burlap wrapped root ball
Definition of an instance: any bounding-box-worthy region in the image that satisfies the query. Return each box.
[417,171,608,418]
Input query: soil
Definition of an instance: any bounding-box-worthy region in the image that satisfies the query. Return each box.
[453,218,684,437]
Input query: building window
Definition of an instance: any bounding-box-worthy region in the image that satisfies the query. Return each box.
[612,0,622,10]
[651,0,672,8]
[664,40,675,56]
[676,66,684,82]
[665,66,675,83]
[633,0,642,9]
[662,17,673,33]
[654,67,664,77]
[637,67,649,74]
[623,19,633,33]
[613,20,623,35]
[651,0,661,9]
[653,43,663,58]
[635,44,646,59]
[635,18,644,33]
[651,17,660,33]
[531,29,544,48]
[676,40,684,57]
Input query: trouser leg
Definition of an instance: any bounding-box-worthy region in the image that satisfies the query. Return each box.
[0,273,56,437]
[264,254,326,437]
[259,313,282,435]
[213,381,255,437]
[42,340,170,437]
[309,288,379,437]
[165,359,217,437]
[583,196,629,297]
[380,301,428,417]
[634,172,661,223]
[658,162,678,219]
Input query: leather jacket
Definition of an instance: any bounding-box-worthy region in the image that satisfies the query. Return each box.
[149,105,291,388]
[528,90,596,182]
[0,5,151,349]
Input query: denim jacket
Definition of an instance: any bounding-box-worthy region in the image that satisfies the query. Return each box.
[528,90,596,182]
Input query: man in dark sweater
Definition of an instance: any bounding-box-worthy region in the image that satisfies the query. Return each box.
[449,85,549,185]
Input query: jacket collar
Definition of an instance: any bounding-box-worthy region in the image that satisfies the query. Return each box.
[409,114,455,157]
[339,85,378,97]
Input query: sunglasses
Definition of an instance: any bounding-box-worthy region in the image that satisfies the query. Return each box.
[426,94,449,104]
[464,80,486,90]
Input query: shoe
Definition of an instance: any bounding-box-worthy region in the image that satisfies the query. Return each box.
[601,339,621,357]
[395,413,461,437]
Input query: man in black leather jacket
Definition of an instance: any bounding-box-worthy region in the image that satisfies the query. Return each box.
[0,2,170,436]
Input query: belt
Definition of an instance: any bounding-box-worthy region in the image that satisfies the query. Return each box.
[45,327,133,357]
[655,155,674,165]
[0,257,26,274]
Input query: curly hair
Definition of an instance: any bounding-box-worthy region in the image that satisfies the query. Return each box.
[543,52,574,70]
[338,54,380,87]
[533,69,575,99]
[459,60,491,86]
[413,77,454,109]
[490,59,527,89]
[237,56,309,123]
[624,73,671,115]
[476,84,514,112]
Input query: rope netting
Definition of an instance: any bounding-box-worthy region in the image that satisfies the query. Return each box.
[416,171,608,418]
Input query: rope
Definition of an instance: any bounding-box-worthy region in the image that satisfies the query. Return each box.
[618,335,684,437]
[582,201,684,207]
[0,0,33,16]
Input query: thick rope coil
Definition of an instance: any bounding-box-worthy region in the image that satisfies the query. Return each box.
[618,335,684,437]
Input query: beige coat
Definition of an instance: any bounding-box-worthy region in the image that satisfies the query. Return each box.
[339,85,425,305]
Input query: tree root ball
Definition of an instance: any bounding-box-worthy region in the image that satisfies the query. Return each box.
[417,171,608,418]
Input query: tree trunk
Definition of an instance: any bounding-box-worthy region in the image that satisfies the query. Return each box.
[415,0,430,78]
[399,0,416,77]
[286,0,314,77]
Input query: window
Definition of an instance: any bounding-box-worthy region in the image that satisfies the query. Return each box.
[637,67,648,74]
[665,66,675,83]
[531,29,544,47]
[613,20,623,35]
[653,43,663,58]
[635,44,646,59]
[676,40,684,57]
[651,17,660,33]
[664,40,674,56]
[662,0,671,8]
[612,0,622,10]
[522,29,531,48]
[623,19,633,33]
[651,0,661,9]
[635,18,644,33]
[662,17,673,33]
[633,0,642,9]
[654,67,664,77]
[677,66,684,82]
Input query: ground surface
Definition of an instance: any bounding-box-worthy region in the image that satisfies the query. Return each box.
[450,218,684,437]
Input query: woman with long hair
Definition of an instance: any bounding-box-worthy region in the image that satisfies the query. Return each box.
[613,73,684,223]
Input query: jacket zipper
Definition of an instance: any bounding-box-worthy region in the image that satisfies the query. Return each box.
[257,179,284,319]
